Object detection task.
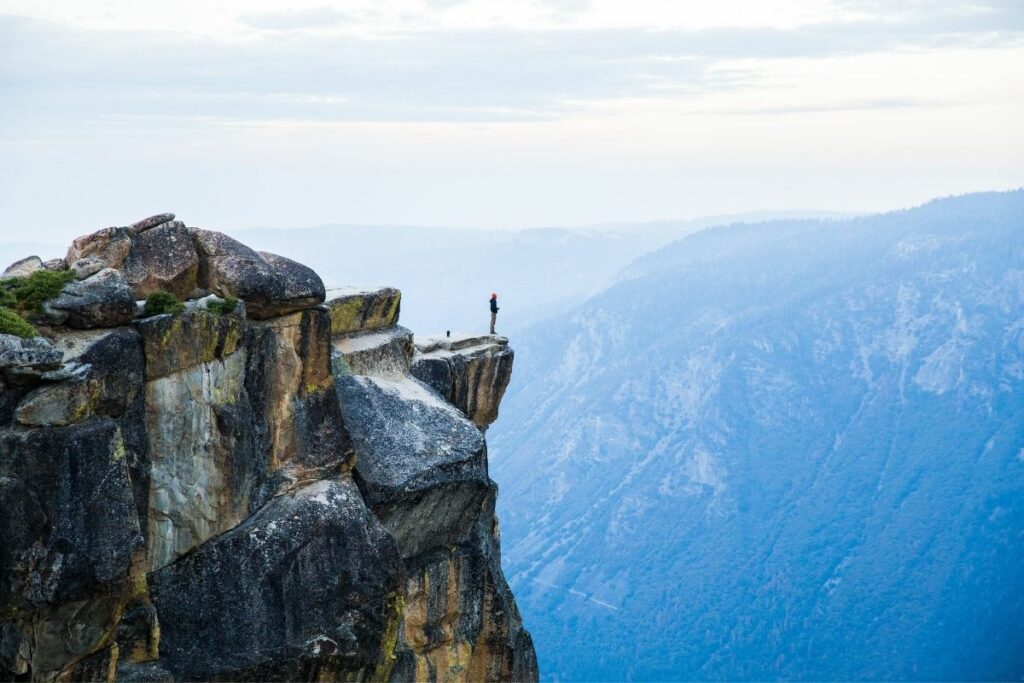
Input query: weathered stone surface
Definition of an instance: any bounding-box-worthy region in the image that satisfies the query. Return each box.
[144,346,250,570]
[336,369,537,682]
[128,213,175,234]
[43,258,68,272]
[49,328,146,421]
[325,286,402,335]
[60,642,119,682]
[71,257,108,280]
[193,230,325,319]
[0,333,62,370]
[247,309,351,473]
[0,418,143,679]
[44,268,137,329]
[121,222,198,299]
[47,327,150,539]
[115,604,160,665]
[149,479,403,681]
[135,309,243,381]
[116,661,174,683]
[0,424,142,605]
[416,334,508,354]
[2,255,42,280]
[66,227,134,270]
[393,538,539,683]
[332,325,414,377]
[1,224,535,682]
[260,250,325,310]
[412,334,514,430]
[14,378,100,426]
[336,374,487,558]
[65,221,197,299]
[136,307,352,572]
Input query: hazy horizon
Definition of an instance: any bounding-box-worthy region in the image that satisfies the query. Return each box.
[0,195,1003,263]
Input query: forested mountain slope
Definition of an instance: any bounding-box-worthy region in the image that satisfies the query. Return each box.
[491,191,1024,681]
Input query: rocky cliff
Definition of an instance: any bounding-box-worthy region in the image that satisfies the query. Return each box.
[0,215,537,682]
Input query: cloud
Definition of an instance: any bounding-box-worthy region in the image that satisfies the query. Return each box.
[0,7,1021,134]
[237,6,354,31]
[833,0,1024,31]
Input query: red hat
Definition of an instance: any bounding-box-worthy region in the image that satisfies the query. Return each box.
[491,292,497,298]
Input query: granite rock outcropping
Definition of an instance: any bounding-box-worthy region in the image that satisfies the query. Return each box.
[0,214,536,682]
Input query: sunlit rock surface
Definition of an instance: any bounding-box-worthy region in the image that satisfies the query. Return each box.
[0,221,535,682]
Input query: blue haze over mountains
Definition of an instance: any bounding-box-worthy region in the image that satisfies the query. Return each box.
[489,190,1024,680]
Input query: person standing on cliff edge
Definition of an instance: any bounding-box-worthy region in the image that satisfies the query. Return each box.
[489,292,499,335]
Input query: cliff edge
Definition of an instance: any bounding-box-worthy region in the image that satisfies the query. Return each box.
[0,214,537,682]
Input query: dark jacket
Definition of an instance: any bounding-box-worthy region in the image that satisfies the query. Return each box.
[490,298,499,313]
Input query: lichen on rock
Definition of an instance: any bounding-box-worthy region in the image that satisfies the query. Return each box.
[325,286,401,336]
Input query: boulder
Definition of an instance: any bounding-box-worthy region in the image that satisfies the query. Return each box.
[0,334,62,371]
[121,222,198,299]
[148,479,403,681]
[335,374,488,558]
[193,230,325,319]
[128,212,175,234]
[41,258,67,272]
[411,334,514,430]
[65,221,199,299]
[332,325,414,377]
[2,256,42,280]
[334,371,537,683]
[14,379,99,427]
[13,328,143,429]
[43,268,137,329]
[70,257,107,280]
[260,251,325,311]
[324,287,401,335]
[65,226,133,270]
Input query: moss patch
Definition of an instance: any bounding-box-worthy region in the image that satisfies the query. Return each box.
[143,291,186,317]
[0,307,37,338]
[329,298,365,335]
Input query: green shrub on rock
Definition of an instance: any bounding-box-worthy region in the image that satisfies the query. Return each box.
[143,291,186,317]
[0,307,38,338]
[0,269,74,314]
[205,296,238,316]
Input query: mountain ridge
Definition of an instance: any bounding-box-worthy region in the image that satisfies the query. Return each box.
[491,189,1024,681]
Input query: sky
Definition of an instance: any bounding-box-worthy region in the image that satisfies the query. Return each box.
[1,0,1022,244]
